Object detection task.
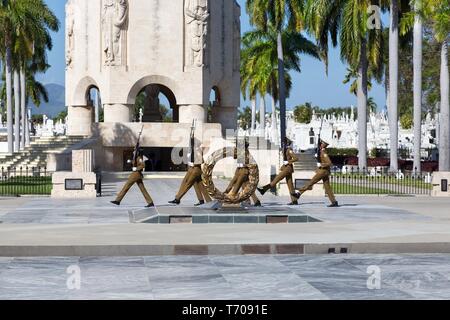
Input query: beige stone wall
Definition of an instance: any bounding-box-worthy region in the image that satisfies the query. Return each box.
[66,0,240,135]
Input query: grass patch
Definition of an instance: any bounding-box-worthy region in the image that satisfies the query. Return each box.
[331,174,433,190]
[0,176,52,196]
[331,183,392,195]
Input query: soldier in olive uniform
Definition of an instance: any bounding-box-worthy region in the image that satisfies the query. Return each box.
[169,144,212,206]
[225,142,261,207]
[111,148,154,207]
[257,137,299,205]
[291,139,339,207]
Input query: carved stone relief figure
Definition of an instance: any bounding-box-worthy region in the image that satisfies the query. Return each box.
[102,0,129,66]
[185,0,209,68]
[66,0,75,68]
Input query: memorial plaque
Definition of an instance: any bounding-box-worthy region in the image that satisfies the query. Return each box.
[65,179,83,191]
[442,179,448,192]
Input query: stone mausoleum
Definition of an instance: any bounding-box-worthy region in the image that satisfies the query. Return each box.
[65,0,241,172]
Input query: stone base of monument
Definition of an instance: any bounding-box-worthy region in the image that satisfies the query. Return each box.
[51,149,98,199]
[431,172,450,197]
[128,206,321,225]
[51,172,97,199]
[278,170,325,197]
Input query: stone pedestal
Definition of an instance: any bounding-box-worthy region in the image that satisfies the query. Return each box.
[431,172,450,197]
[178,105,206,124]
[51,150,97,199]
[104,104,132,123]
[67,106,94,136]
[212,106,238,132]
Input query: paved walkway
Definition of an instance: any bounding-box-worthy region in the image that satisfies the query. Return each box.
[1,177,450,256]
[1,254,449,300]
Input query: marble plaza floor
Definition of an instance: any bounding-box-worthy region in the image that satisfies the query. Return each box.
[1,177,450,257]
[1,176,450,299]
[1,254,450,299]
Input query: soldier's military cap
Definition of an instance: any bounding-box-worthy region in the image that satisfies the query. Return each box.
[319,139,330,148]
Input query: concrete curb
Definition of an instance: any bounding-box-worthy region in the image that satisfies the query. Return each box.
[2,242,450,257]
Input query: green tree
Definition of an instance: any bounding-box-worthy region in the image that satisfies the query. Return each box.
[241,22,319,141]
[306,0,384,169]
[246,0,308,144]
[31,114,43,124]
[293,103,313,123]
[400,113,414,129]
[0,0,59,152]
[238,106,253,130]
[53,110,68,123]
[402,0,449,171]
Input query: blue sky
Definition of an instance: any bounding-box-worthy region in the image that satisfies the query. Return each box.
[39,0,387,111]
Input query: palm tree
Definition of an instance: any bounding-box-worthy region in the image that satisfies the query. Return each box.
[0,2,14,154]
[241,23,319,142]
[306,0,384,169]
[246,0,305,145]
[13,71,20,151]
[412,1,423,173]
[240,48,258,134]
[425,0,449,171]
[388,0,400,172]
[17,0,58,148]
[0,0,59,154]
[402,0,449,171]
[400,0,423,173]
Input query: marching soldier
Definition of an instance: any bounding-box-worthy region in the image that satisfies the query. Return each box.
[168,145,211,206]
[169,120,211,206]
[291,139,339,207]
[225,141,261,207]
[257,137,299,205]
[110,147,154,207]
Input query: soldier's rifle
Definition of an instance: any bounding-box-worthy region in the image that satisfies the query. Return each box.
[189,119,197,164]
[316,114,325,163]
[133,125,145,164]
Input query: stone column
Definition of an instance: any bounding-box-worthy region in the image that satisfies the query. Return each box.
[178,104,206,124]
[212,106,237,133]
[67,105,94,136]
[103,104,132,123]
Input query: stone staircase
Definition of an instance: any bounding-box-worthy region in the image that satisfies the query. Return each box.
[294,151,318,171]
[0,135,87,170]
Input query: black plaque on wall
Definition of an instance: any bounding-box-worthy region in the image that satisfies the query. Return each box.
[442,179,448,192]
[65,179,83,191]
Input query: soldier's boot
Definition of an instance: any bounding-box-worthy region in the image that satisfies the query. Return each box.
[145,203,155,208]
[257,185,270,196]
[168,199,181,205]
[328,201,339,208]
[287,200,299,206]
[254,200,262,207]
[110,201,121,206]
[194,200,205,206]
[291,191,301,199]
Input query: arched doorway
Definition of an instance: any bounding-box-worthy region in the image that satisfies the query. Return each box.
[208,86,221,123]
[123,83,183,172]
[133,84,178,123]
[86,86,102,123]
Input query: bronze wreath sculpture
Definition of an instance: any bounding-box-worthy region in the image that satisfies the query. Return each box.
[202,147,259,204]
